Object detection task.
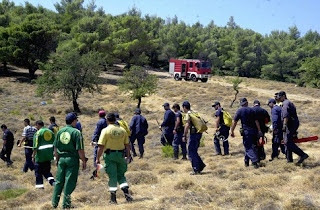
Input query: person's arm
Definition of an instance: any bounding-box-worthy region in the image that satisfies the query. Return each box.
[161,111,169,127]
[18,136,26,147]
[96,144,105,165]
[173,115,180,135]
[215,116,220,132]
[32,149,37,164]
[78,149,86,170]
[230,120,238,137]
[54,147,59,166]
[255,120,262,134]
[182,119,190,142]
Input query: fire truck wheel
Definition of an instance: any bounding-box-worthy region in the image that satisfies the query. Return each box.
[201,78,208,83]
[191,74,198,82]
[174,74,181,81]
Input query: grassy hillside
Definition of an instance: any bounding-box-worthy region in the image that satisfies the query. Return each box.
[0,66,320,209]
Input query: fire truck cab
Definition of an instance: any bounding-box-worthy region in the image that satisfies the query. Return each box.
[169,59,211,82]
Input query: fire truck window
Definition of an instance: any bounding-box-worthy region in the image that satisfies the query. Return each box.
[189,63,193,68]
[195,63,200,68]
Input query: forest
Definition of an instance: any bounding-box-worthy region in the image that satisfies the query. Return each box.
[0,0,320,88]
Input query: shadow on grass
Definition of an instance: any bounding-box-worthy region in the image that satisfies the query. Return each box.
[132,197,153,202]
[0,66,34,83]
[98,77,119,86]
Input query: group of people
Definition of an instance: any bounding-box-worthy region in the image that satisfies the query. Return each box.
[0,90,311,207]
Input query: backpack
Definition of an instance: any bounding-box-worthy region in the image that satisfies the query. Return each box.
[52,126,60,135]
[188,111,208,133]
[117,119,131,136]
[222,110,232,127]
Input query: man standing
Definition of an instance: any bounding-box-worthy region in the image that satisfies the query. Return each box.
[252,100,270,161]
[96,113,133,204]
[0,124,14,166]
[172,104,187,160]
[230,98,262,168]
[212,102,230,156]
[160,102,175,146]
[129,108,148,159]
[52,113,86,209]
[277,91,309,164]
[267,99,285,161]
[32,120,55,189]
[18,119,37,172]
[91,110,108,167]
[49,116,59,135]
[182,101,206,175]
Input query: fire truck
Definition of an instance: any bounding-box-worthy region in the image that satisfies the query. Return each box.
[169,59,211,82]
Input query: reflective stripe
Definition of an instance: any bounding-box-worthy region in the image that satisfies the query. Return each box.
[47,177,54,181]
[109,187,118,192]
[120,183,128,189]
[35,184,44,188]
[38,144,53,150]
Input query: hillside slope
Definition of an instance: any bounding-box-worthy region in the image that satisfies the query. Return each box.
[0,67,320,209]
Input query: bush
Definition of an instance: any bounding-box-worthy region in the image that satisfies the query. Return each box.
[161,145,174,158]
[0,188,28,200]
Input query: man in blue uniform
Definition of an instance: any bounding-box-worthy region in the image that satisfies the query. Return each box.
[230,98,262,168]
[182,101,206,175]
[172,104,187,160]
[1,124,14,166]
[91,110,108,167]
[267,99,285,161]
[212,102,229,156]
[49,116,59,135]
[252,100,270,161]
[160,102,175,146]
[278,91,309,164]
[129,108,148,159]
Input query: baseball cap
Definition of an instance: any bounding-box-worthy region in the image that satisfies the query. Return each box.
[212,101,220,107]
[182,101,190,107]
[278,91,286,97]
[268,99,276,105]
[163,102,169,107]
[66,113,78,122]
[240,98,248,106]
[253,100,260,105]
[135,108,141,114]
[98,110,106,115]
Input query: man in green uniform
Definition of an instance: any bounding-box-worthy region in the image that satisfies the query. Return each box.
[52,113,86,209]
[32,120,55,189]
[96,112,132,204]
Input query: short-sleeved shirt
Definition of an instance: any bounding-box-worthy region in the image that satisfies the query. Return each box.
[271,105,282,130]
[33,127,54,162]
[22,125,37,141]
[3,129,14,145]
[98,124,129,151]
[129,114,148,136]
[161,109,175,128]
[234,107,257,131]
[175,111,184,131]
[281,99,298,122]
[54,125,84,158]
[252,106,270,133]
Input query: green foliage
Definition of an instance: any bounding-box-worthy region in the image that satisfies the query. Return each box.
[9,110,20,115]
[299,57,320,88]
[231,77,243,91]
[28,113,35,120]
[37,49,104,112]
[119,66,158,108]
[0,188,28,200]
[161,145,174,158]
[199,136,205,147]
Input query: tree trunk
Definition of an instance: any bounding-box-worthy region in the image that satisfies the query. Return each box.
[2,61,8,73]
[28,67,36,80]
[73,98,81,113]
[137,97,141,108]
[230,90,239,108]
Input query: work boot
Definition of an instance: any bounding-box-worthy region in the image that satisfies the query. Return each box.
[132,151,137,157]
[122,187,133,202]
[173,152,178,160]
[110,192,117,204]
[253,162,259,169]
[199,163,206,172]
[181,154,187,160]
[297,154,309,164]
[245,161,249,167]
[190,170,201,175]
[139,153,143,159]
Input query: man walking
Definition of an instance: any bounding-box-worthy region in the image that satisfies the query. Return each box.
[129,108,148,159]
[230,98,262,168]
[52,113,86,209]
[96,113,133,204]
[18,119,37,172]
[32,120,55,189]
[172,104,187,160]
[277,91,309,164]
[212,102,230,156]
[182,101,206,175]
[49,116,59,135]
[160,102,175,146]
[0,124,14,166]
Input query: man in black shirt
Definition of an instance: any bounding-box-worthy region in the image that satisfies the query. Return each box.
[1,124,14,166]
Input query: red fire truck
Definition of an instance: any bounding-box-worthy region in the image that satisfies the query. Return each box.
[169,59,211,82]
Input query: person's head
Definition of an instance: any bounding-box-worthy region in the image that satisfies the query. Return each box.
[240,98,248,107]
[24,119,30,126]
[65,113,78,127]
[135,108,141,115]
[35,120,44,130]
[114,112,120,119]
[278,91,287,102]
[253,100,260,107]
[98,110,106,118]
[172,103,180,112]
[162,102,170,110]
[212,101,221,110]
[49,116,55,123]
[267,99,276,109]
[106,112,116,124]
[1,124,7,131]
[182,101,190,113]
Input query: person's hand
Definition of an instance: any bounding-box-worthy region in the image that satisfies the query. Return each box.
[32,156,35,164]
[215,128,219,133]
[231,132,235,138]
[90,141,95,146]
[259,137,263,145]
[173,129,177,135]
[125,156,132,164]
[96,159,100,166]
[282,125,287,132]
[159,126,162,131]
[82,160,87,170]
[182,136,186,142]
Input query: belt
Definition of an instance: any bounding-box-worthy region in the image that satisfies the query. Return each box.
[104,149,124,154]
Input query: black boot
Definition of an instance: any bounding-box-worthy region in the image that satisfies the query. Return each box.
[181,154,187,160]
[173,152,178,160]
[139,153,143,159]
[132,150,137,157]
[122,187,133,202]
[110,192,117,204]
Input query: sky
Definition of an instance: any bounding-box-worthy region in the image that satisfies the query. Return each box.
[11,0,320,36]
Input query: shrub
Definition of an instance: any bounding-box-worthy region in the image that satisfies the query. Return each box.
[161,145,174,158]
[0,188,28,200]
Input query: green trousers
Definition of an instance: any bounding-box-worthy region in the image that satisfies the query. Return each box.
[104,151,128,192]
[52,156,79,208]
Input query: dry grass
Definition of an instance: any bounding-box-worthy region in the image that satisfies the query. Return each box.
[0,67,320,209]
